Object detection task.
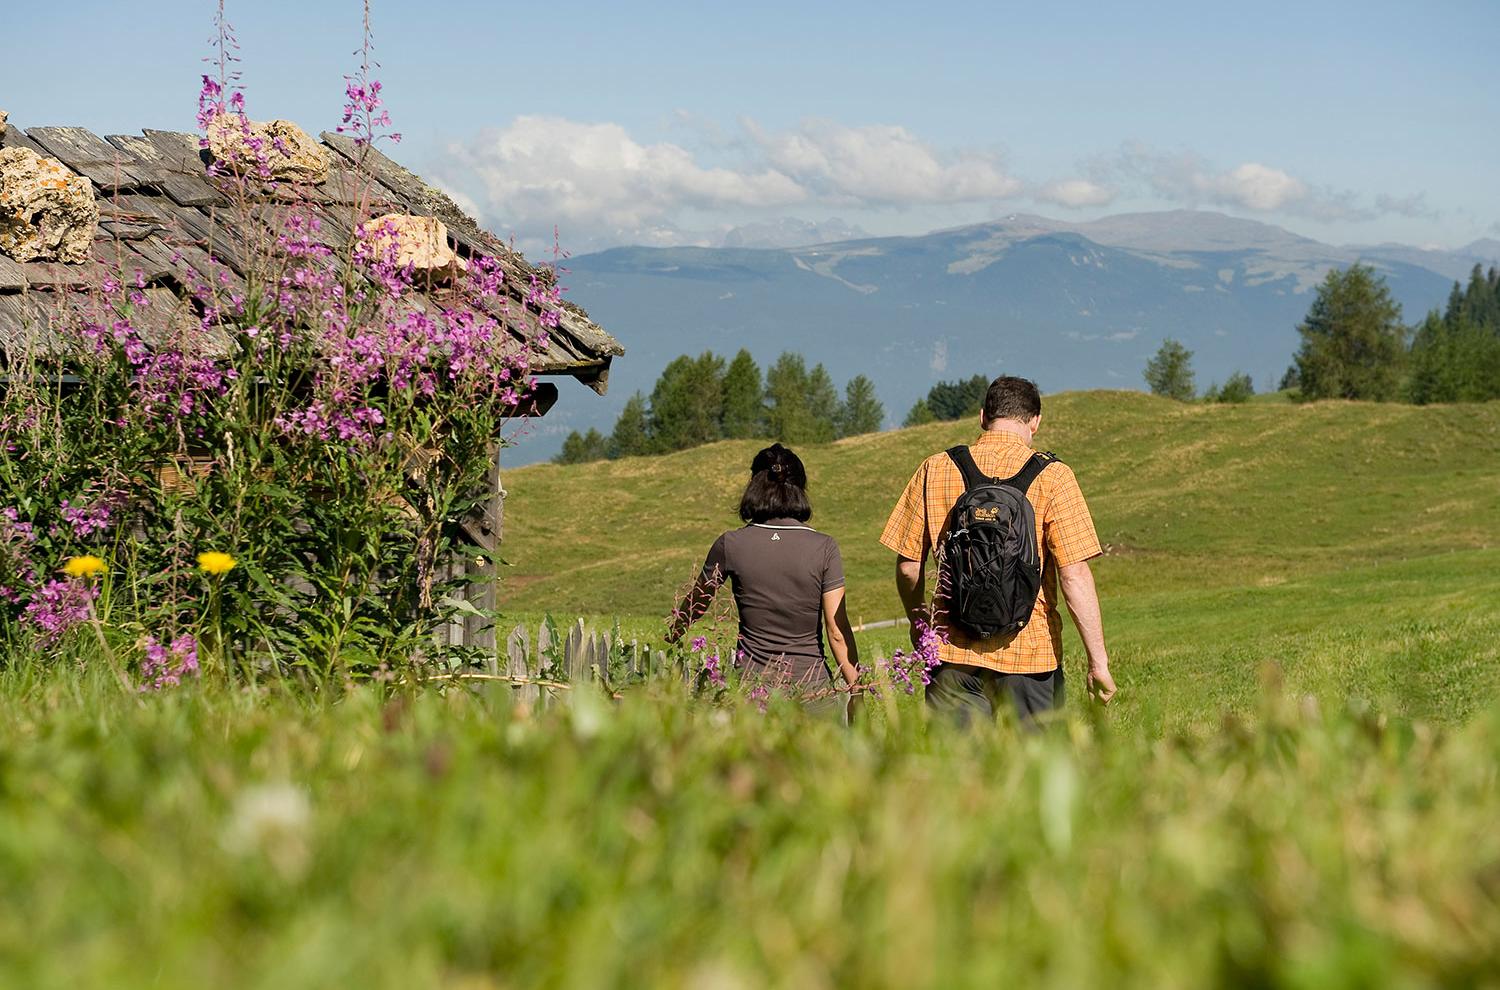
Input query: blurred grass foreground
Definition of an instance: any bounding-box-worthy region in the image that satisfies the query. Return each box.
[2,665,1498,989]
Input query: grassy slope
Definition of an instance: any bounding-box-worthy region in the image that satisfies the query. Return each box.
[501,392,1500,723]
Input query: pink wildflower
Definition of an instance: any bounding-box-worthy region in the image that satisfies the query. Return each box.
[140,634,201,691]
[703,651,727,689]
[22,579,97,644]
[885,620,945,694]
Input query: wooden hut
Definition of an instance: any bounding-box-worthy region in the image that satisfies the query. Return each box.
[0,115,624,651]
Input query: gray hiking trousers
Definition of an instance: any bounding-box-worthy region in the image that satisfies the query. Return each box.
[925,663,1065,729]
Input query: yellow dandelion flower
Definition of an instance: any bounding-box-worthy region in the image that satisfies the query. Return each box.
[61,555,106,578]
[197,551,237,576]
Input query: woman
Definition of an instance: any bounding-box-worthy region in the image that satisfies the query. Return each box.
[669,444,860,703]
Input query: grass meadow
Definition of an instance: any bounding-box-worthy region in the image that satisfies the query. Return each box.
[4,391,1500,988]
[502,392,1500,726]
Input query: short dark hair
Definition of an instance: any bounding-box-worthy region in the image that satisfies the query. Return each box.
[982,376,1042,424]
[738,443,812,523]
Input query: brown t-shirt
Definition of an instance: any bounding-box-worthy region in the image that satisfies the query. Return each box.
[701,518,845,664]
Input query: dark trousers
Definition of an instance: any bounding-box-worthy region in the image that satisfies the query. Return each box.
[925,663,1065,730]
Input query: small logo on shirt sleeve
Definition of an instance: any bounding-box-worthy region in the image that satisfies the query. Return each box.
[771,533,781,541]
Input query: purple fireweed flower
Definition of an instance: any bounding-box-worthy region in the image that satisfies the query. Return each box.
[690,636,707,652]
[884,620,945,694]
[703,652,727,689]
[140,633,201,691]
[22,578,97,644]
[59,494,117,540]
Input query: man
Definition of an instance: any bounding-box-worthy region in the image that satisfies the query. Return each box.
[879,375,1116,726]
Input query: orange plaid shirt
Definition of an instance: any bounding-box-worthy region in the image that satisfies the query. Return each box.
[879,430,1102,674]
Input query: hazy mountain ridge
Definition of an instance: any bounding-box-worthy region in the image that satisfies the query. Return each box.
[516,211,1484,464]
[721,217,868,249]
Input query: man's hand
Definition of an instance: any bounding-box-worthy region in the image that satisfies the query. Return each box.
[1086,662,1116,704]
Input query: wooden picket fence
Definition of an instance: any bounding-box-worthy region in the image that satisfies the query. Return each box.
[443,617,676,704]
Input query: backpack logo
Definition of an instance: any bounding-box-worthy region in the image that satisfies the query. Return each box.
[937,446,1056,640]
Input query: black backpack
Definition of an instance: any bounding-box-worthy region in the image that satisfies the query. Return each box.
[937,446,1057,639]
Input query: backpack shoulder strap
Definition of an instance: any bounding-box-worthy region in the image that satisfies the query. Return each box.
[944,445,991,492]
[1001,451,1059,495]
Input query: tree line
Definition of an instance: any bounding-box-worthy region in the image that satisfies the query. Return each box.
[901,375,992,426]
[1144,262,1500,405]
[556,350,887,463]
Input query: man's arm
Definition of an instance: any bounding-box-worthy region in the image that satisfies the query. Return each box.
[895,556,926,649]
[1058,560,1116,703]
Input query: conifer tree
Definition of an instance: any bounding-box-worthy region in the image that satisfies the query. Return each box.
[765,352,815,443]
[1407,312,1500,403]
[1221,371,1254,403]
[720,349,766,439]
[1409,264,1500,404]
[903,399,938,427]
[649,352,726,451]
[805,364,840,443]
[1144,339,1196,401]
[838,375,885,437]
[1453,264,1500,329]
[1293,265,1405,401]
[555,428,612,464]
[610,392,653,457]
[924,374,990,420]
[1204,371,1253,404]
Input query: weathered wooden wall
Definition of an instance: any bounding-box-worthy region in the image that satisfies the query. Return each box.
[439,443,504,653]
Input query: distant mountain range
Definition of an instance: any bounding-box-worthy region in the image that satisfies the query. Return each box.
[510,210,1500,464]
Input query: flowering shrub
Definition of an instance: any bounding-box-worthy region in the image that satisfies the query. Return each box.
[0,1,560,682]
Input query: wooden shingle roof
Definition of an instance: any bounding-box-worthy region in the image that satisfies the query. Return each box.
[0,121,623,393]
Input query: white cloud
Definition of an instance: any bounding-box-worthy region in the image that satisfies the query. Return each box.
[1036,178,1117,208]
[1111,142,1378,222]
[1063,330,1139,342]
[441,116,804,244]
[437,115,1023,249]
[929,338,949,374]
[1200,162,1307,211]
[1374,193,1439,220]
[746,119,1022,205]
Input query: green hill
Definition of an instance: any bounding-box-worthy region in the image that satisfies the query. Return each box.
[500,391,1500,724]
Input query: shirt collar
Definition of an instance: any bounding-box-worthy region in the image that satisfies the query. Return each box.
[974,430,1033,450]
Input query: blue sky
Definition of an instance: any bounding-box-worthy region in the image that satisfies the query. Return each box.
[4,0,1496,252]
